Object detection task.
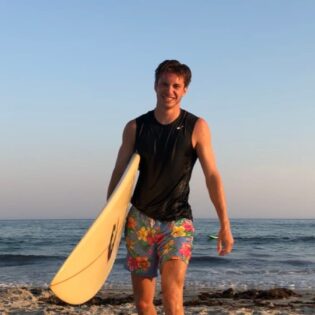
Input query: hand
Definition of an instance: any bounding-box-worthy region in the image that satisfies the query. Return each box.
[217,226,234,256]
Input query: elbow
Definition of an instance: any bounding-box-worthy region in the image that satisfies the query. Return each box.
[205,170,222,188]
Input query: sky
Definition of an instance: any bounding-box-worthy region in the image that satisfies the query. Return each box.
[1,1,314,219]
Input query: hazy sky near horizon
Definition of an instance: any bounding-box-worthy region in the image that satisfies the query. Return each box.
[1,1,314,219]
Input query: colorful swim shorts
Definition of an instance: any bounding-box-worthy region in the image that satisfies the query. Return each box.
[124,206,195,277]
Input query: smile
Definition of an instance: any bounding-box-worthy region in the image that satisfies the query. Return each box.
[163,96,175,100]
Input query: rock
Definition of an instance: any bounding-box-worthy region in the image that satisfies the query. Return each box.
[234,289,260,299]
[234,288,300,300]
[221,288,235,298]
[256,288,299,299]
[30,288,43,296]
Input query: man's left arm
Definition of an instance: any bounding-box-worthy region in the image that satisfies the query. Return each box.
[192,118,234,256]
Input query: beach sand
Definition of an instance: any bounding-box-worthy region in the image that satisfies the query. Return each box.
[0,286,314,314]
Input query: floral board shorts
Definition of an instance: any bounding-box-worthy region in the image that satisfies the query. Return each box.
[124,206,195,277]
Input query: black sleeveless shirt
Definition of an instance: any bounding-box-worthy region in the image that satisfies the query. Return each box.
[131,109,199,221]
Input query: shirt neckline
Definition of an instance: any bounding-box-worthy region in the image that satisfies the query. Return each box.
[152,109,184,127]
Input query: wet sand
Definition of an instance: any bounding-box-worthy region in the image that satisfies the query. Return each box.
[0,286,314,314]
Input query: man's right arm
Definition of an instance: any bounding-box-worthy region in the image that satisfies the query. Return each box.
[107,120,136,199]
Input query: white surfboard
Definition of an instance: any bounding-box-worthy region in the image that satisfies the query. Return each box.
[50,153,140,305]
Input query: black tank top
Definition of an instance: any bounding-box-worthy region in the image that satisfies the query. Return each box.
[131,109,199,221]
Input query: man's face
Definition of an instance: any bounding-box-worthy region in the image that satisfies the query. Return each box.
[155,72,187,109]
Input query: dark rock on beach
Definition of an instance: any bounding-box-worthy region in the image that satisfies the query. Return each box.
[197,287,300,301]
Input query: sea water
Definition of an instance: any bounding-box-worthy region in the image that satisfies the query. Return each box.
[0,219,314,290]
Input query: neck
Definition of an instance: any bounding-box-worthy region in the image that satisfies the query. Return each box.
[154,106,181,125]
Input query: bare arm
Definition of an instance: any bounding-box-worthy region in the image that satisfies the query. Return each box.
[192,118,234,256]
[107,120,136,199]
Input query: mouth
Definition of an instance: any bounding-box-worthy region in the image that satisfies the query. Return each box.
[162,95,175,101]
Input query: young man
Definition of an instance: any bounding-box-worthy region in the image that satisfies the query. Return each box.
[107,60,234,315]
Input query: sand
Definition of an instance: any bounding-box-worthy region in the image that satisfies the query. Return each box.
[0,286,314,314]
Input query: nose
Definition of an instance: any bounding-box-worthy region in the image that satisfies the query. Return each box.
[165,85,174,95]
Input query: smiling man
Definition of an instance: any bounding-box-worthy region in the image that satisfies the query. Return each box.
[107,60,234,315]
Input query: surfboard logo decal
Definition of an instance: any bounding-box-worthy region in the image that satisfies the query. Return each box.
[107,221,119,261]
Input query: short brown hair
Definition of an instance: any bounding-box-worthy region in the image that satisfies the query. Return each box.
[155,60,192,87]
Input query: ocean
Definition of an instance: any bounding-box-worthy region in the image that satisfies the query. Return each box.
[0,218,315,291]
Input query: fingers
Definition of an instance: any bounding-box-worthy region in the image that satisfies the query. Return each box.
[217,239,222,255]
[217,237,234,256]
[218,243,233,256]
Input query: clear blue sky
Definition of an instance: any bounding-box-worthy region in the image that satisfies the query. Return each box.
[1,1,314,219]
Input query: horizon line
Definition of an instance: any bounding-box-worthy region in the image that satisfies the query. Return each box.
[1,217,315,221]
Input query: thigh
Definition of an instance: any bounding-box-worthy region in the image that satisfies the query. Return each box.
[161,259,187,290]
[131,274,156,304]
[160,259,187,314]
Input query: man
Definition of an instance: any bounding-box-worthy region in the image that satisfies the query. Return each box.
[107,60,234,315]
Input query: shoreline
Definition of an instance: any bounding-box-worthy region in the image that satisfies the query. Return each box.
[0,286,314,314]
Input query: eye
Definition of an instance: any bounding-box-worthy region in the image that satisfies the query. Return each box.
[160,82,168,87]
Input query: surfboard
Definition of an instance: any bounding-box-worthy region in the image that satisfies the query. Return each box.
[50,153,140,305]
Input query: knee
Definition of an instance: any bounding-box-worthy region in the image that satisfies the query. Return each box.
[163,294,183,315]
[135,299,154,314]
[163,301,183,315]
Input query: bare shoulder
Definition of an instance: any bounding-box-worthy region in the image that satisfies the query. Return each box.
[195,117,211,132]
[192,117,212,148]
[124,119,137,133]
[122,119,136,140]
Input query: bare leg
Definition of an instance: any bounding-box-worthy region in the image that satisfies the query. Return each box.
[160,259,187,315]
[131,274,157,315]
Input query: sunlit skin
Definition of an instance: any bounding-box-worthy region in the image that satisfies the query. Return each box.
[154,72,187,124]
